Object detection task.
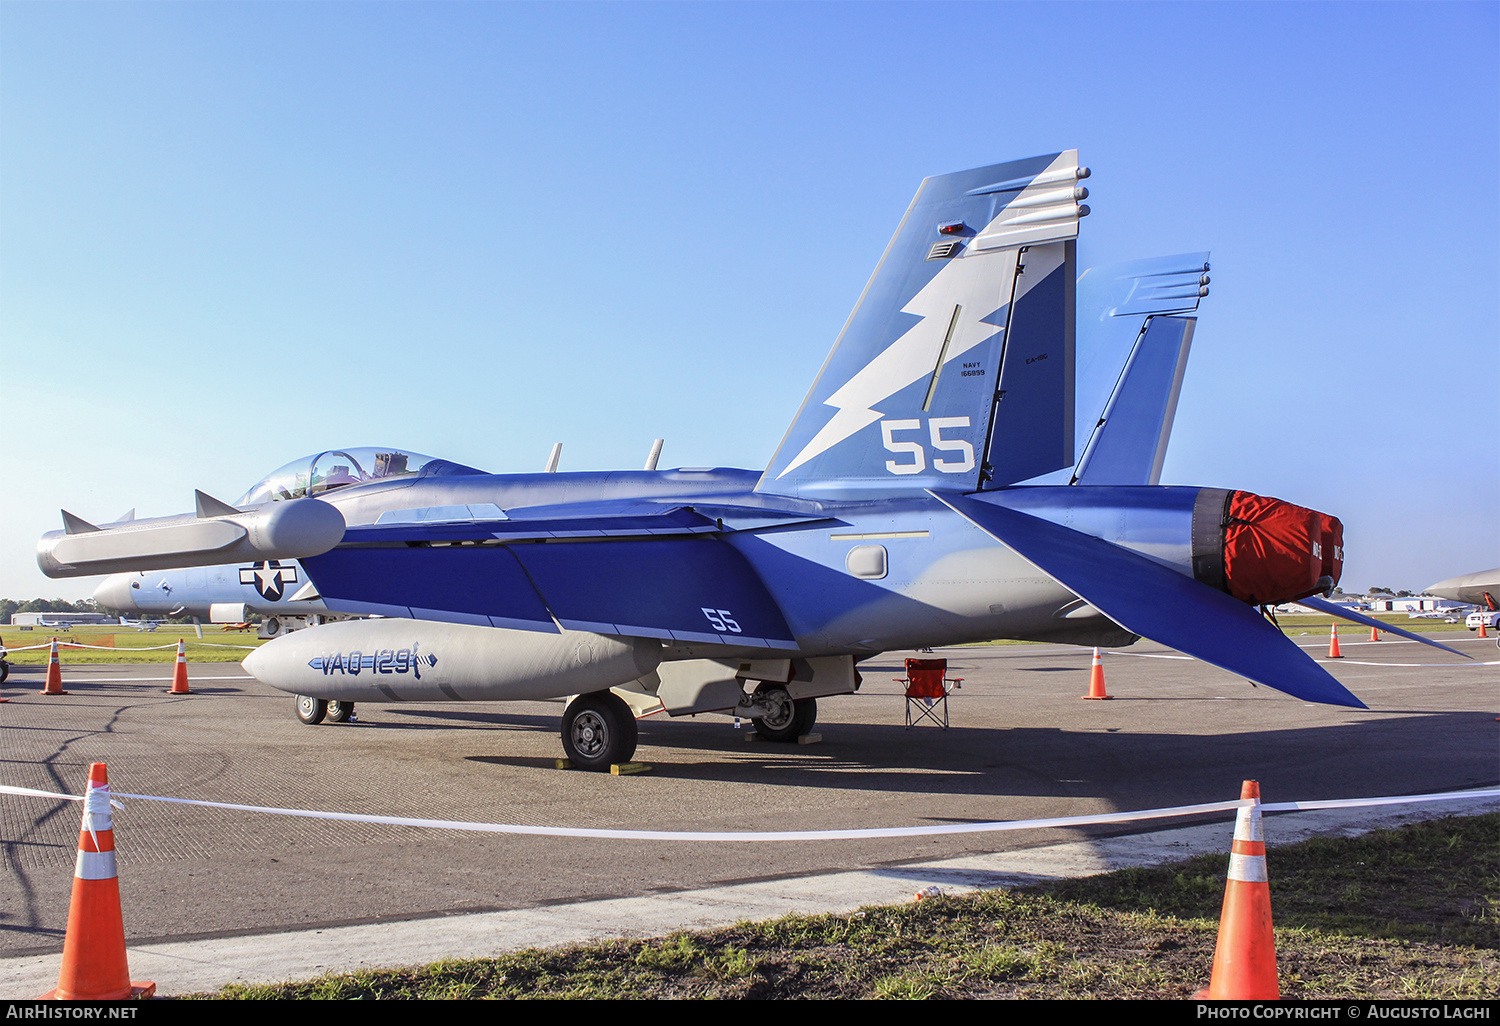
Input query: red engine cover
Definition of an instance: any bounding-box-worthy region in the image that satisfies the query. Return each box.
[1221,492,1343,606]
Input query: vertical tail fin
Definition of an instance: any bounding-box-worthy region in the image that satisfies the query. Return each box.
[757,152,1089,500]
[1071,254,1211,485]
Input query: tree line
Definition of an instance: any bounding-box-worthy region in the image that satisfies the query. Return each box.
[0,598,105,624]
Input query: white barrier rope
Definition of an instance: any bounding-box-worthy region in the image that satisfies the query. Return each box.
[2,783,1495,843]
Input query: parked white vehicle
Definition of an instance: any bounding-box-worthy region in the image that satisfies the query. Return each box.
[1465,610,1500,631]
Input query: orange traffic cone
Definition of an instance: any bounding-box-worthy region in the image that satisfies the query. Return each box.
[1198,780,1278,999]
[1083,647,1112,700]
[1326,624,1342,659]
[1369,625,1380,642]
[166,639,192,694]
[1479,619,1489,639]
[43,763,155,1000]
[42,638,69,695]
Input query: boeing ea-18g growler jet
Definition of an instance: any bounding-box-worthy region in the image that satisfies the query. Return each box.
[39,151,1465,768]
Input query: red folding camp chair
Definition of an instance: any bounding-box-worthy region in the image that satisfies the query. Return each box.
[896,657,963,728]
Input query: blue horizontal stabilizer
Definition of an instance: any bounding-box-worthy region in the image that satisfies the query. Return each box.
[935,491,1368,708]
[1297,595,1469,658]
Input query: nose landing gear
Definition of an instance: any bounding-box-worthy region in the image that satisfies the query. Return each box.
[294,696,356,725]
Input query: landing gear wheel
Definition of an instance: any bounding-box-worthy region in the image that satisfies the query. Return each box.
[326,700,355,723]
[561,691,638,771]
[295,695,327,725]
[750,684,817,742]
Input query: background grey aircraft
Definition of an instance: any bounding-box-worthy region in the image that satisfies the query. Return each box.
[1427,568,1500,610]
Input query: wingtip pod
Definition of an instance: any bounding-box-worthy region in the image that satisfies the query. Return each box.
[38,497,346,579]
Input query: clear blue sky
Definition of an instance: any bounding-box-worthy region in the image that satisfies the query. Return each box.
[2,1,1495,600]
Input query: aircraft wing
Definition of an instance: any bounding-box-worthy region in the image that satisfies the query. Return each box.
[934,490,1368,708]
[301,506,819,649]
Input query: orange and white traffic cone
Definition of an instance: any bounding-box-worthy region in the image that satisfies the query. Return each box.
[166,639,192,695]
[1326,624,1342,659]
[1082,647,1112,700]
[42,763,155,1000]
[42,638,69,695]
[1198,780,1279,1000]
[1369,625,1380,642]
[1479,619,1490,640]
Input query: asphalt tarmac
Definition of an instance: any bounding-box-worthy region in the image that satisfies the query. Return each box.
[1,632,1495,992]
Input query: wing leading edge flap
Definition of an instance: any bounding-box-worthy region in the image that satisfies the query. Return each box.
[932,491,1367,708]
[341,506,722,544]
[302,536,798,650]
[341,503,833,545]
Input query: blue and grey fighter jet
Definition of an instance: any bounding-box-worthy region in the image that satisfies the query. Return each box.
[39,151,1466,768]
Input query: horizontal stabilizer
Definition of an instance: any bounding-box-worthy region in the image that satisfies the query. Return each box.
[935,491,1367,708]
[1296,595,1469,658]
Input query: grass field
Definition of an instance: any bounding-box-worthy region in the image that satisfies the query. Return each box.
[200,814,1499,1000]
[1,625,266,664]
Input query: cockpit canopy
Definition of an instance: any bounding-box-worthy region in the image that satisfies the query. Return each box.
[234,448,486,507]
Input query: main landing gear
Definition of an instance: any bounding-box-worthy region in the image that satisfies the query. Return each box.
[561,690,638,771]
[748,683,817,742]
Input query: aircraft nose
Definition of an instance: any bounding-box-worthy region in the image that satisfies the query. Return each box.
[92,574,137,612]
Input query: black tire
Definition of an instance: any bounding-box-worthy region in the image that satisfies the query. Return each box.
[295,695,327,725]
[0,660,9,684]
[750,684,817,742]
[561,691,638,771]
[326,700,355,723]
